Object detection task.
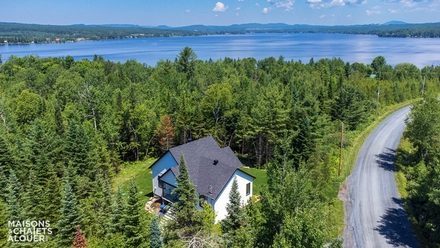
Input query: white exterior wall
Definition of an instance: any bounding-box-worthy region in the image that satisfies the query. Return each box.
[213,170,253,222]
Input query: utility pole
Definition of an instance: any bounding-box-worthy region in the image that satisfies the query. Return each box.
[338,121,344,177]
[376,87,380,115]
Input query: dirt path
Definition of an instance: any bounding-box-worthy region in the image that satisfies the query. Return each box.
[343,106,419,248]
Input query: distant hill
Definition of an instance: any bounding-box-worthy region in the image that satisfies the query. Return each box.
[1,21,440,45]
[383,21,408,25]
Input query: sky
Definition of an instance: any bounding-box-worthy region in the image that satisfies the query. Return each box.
[1,0,439,27]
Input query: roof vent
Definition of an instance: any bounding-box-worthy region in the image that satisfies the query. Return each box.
[209,185,213,195]
[213,159,218,165]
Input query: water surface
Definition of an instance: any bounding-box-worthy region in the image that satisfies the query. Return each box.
[1,33,439,68]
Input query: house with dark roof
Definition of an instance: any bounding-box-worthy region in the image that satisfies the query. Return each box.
[150,136,254,222]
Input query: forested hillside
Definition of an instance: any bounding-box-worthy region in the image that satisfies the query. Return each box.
[0,49,439,247]
[0,22,202,44]
[1,21,440,45]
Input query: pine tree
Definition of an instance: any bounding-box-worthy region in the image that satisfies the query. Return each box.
[0,135,12,175]
[0,136,12,201]
[171,154,200,233]
[25,118,51,185]
[22,170,44,219]
[57,181,82,247]
[223,178,244,231]
[108,184,125,235]
[73,225,87,248]
[6,170,24,220]
[0,199,8,248]
[41,164,62,224]
[82,172,112,237]
[149,217,162,248]
[157,115,175,153]
[124,180,144,247]
[221,177,245,247]
[0,168,7,201]
[65,121,91,177]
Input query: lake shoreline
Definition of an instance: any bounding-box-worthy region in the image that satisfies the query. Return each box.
[1,33,439,68]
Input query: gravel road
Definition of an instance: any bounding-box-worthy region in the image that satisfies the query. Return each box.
[343,106,419,248]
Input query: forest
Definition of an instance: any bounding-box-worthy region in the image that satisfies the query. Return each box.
[0,22,203,44]
[0,49,440,247]
[396,96,440,248]
[1,21,440,45]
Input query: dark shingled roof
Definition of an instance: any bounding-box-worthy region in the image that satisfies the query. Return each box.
[168,136,243,200]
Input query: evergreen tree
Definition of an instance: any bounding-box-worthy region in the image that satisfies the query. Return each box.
[124,180,144,247]
[149,217,162,248]
[171,154,200,233]
[73,225,87,248]
[0,168,7,201]
[65,121,91,177]
[25,118,52,185]
[108,184,125,235]
[292,116,313,167]
[22,170,44,219]
[82,172,112,237]
[221,177,245,247]
[0,199,8,248]
[6,170,24,220]
[41,164,62,224]
[0,135,12,175]
[176,47,197,80]
[156,115,175,153]
[222,177,244,232]
[57,181,82,248]
[0,136,11,200]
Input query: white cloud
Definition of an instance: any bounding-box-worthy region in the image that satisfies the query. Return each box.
[408,6,438,11]
[255,3,261,6]
[262,7,271,13]
[400,0,417,7]
[347,14,352,18]
[388,8,397,13]
[236,12,240,17]
[366,6,381,15]
[236,7,241,10]
[308,0,365,8]
[328,0,346,6]
[185,9,191,13]
[320,14,326,18]
[267,0,295,10]
[213,2,229,12]
[215,14,219,17]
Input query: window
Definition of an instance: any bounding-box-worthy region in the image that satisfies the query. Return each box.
[246,183,251,196]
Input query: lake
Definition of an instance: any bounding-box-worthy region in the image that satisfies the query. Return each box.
[1,33,439,68]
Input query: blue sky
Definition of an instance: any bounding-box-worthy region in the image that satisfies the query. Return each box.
[1,0,439,26]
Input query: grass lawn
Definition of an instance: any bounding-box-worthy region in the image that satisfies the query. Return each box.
[111,158,269,204]
[240,167,267,196]
[112,158,155,204]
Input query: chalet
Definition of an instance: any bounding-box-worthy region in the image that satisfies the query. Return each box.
[150,136,254,222]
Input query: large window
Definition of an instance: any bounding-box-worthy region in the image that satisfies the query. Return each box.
[246,183,251,196]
